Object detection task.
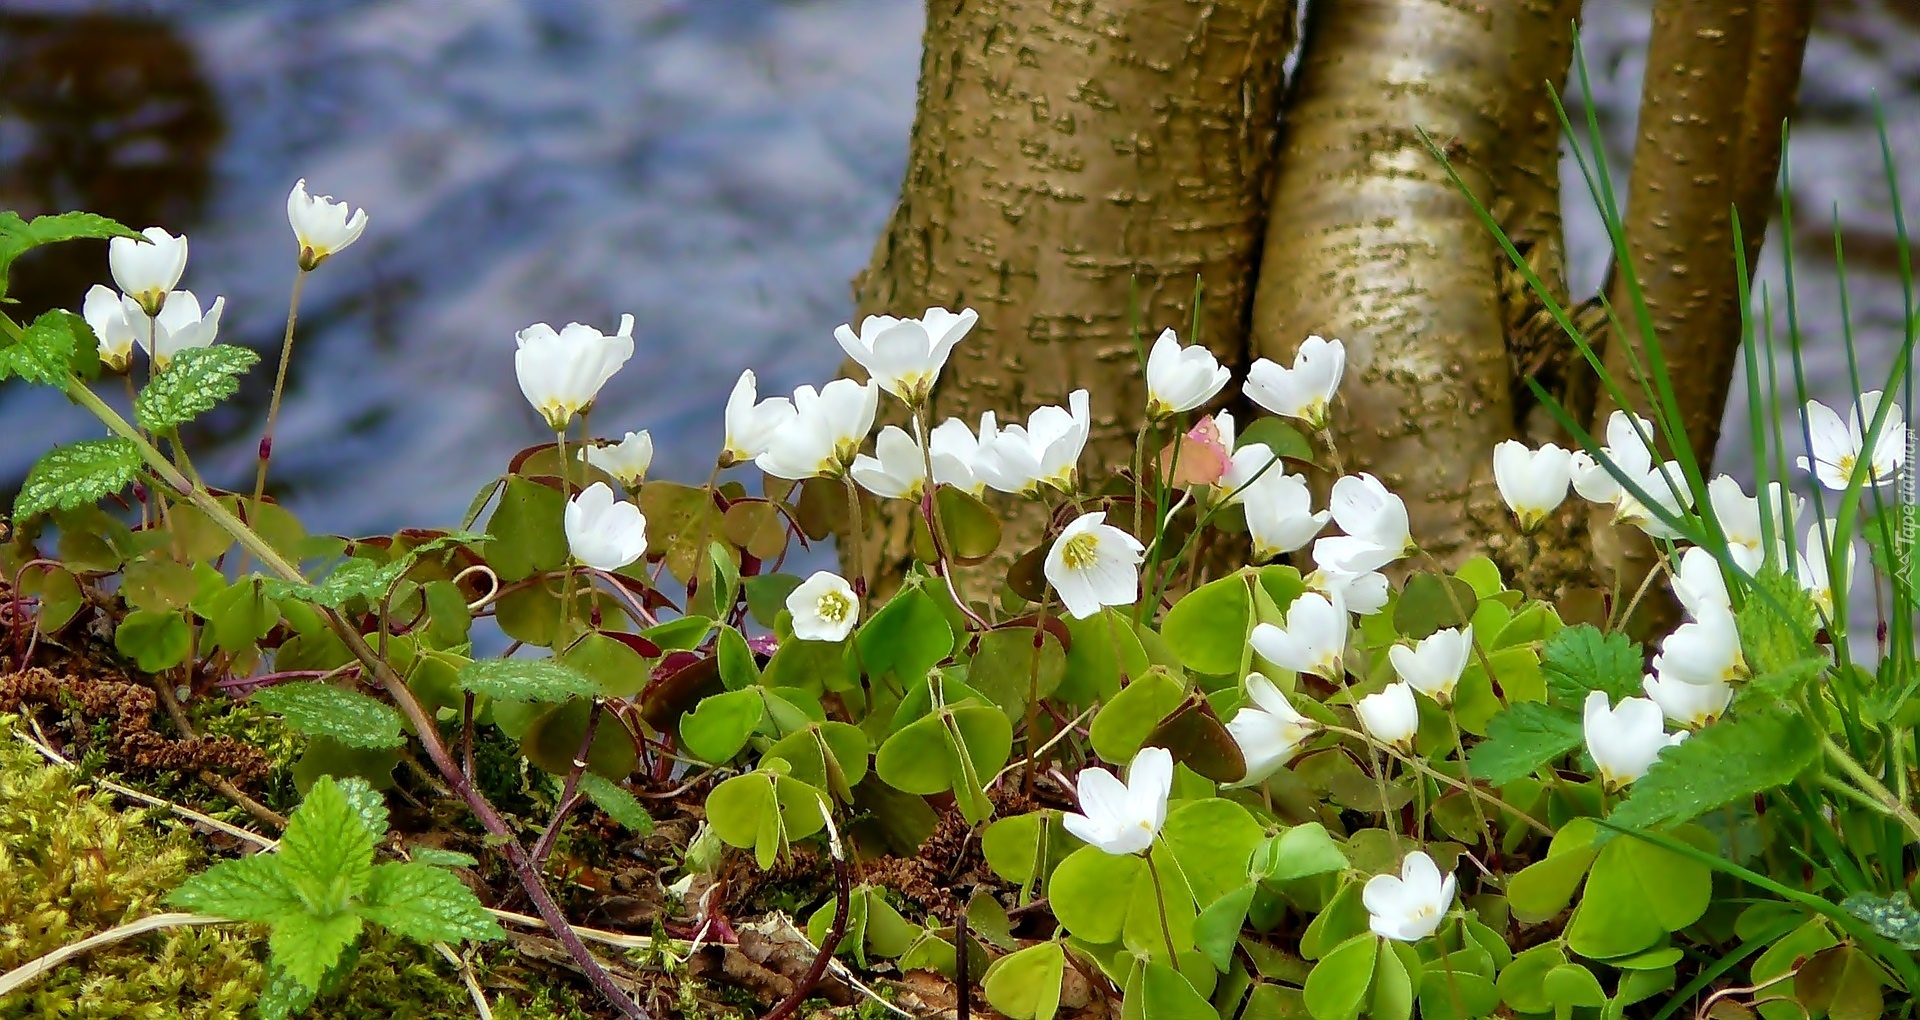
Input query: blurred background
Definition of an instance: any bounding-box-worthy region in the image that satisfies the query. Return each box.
[0,0,1914,541]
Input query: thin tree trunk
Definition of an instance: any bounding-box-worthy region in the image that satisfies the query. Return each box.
[1248,0,1578,569]
[1584,0,1809,633]
[847,0,1298,594]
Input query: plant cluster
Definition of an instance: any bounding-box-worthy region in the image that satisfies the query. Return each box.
[0,81,1917,1020]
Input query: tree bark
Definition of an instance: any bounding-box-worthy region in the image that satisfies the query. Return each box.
[1583,0,1810,632]
[1247,0,1579,570]
[846,0,1298,593]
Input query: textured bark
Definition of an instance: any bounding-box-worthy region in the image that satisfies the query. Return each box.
[847,0,1297,589]
[1248,0,1576,568]
[1584,0,1809,631]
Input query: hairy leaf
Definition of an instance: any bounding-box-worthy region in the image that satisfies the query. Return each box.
[0,210,139,299]
[1540,624,1642,707]
[1608,706,1819,831]
[260,531,485,607]
[457,657,601,703]
[276,776,379,914]
[579,773,655,835]
[251,682,406,750]
[134,344,261,432]
[356,861,503,943]
[0,308,96,384]
[268,909,363,991]
[1467,702,1584,785]
[13,438,143,519]
[1840,892,1920,950]
[165,852,304,925]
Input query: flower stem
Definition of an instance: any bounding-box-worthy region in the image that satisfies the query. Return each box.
[1022,595,1054,797]
[1143,850,1179,965]
[250,268,308,511]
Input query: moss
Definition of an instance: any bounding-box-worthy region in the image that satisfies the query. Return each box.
[0,713,586,1019]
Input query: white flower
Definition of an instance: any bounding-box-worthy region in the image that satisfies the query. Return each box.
[833,306,977,404]
[1243,471,1331,562]
[1249,591,1347,681]
[1796,392,1909,490]
[582,430,654,488]
[1062,746,1173,856]
[1307,567,1391,616]
[1355,681,1420,750]
[1795,519,1855,622]
[928,415,988,495]
[1044,512,1146,620]
[1214,433,1275,502]
[514,315,636,432]
[1613,460,1695,540]
[1145,328,1230,418]
[722,369,796,465]
[1641,672,1732,730]
[1389,628,1473,705]
[850,425,927,500]
[1312,473,1412,574]
[108,227,188,316]
[1243,334,1345,430]
[1706,475,1804,574]
[563,482,649,571]
[140,290,227,370]
[785,571,860,642]
[1669,546,1732,620]
[1493,440,1572,532]
[975,390,1091,496]
[755,378,880,480]
[1650,605,1746,687]
[82,284,141,372]
[1569,450,1620,505]
[287,178,369,271]
[1583,691,1686,789]
[1364,851,1456,943]
[1226,673,1319,785]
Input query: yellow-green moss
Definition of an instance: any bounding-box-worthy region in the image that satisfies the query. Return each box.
[0,714,589,1019]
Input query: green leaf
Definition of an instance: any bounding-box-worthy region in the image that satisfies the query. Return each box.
[1466,701,1583,785]
[334,776,391,838]
[1737,568,1823,697]
[857,586,955,687]
[1162,574,1252,675]
[1193,884,1257,972]
[261,532,485,609]
[255,962,319,1020]
[166,852,304,924]
[679,688,766,763]
[1495,943,1566,1014]
[407,847,478,869]
[1048,846,1145,944]
[113,608,193,672]
[277,776,379,915]
[579,773,655,835]
[0,308,95,384]
[1840,891,1920,950]
[1235,417,1315,462]
[1137,961,1217,1020]
[1564,827,1714,959]
[1608,706,1819,830]
[982,941,1066,1020]
[199,578,282,655]
[1393,572,1478,640]
[1303,933,1378,1020]
[251,682,407,750]
[134,345,261,431]
[1540,624,1643,706]
[1253,822,1350,885]
[456,657,601,703]
[13,438,143,519]
[1506,819,1600,922]
[0,211,139,300]
[1089,668,1186,764]
[268,909,363,991]
[357,861,504,943]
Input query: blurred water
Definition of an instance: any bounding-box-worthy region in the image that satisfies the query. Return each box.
[0,0,1913,577]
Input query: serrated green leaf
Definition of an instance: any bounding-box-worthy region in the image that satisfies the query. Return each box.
[259,532,486,608]
[408,846,478,868]
[1609,706,1820,830]
[1540,624,1642,706]
[134,344,261,432]
[1466,701,1583,785]
[0,309,95,384]
[13,438,143,519]
[457,657,601,702]
[579,773,655,835]
[1737,568,1822,695]
[334,775,391,838]
[255,961,319,1020]
[251,682,406,750]
[277,776,379,915]
[268,909,363,991]
[0,211,139,300]
[356,861,504,943]
[166,852,304,924]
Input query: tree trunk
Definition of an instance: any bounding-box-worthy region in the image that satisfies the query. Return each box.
[1247,0,1581,573]
[846,0,1298,593]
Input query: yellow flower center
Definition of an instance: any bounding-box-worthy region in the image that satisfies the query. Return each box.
[815,590,853,624]
[1060,532,1101,571]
